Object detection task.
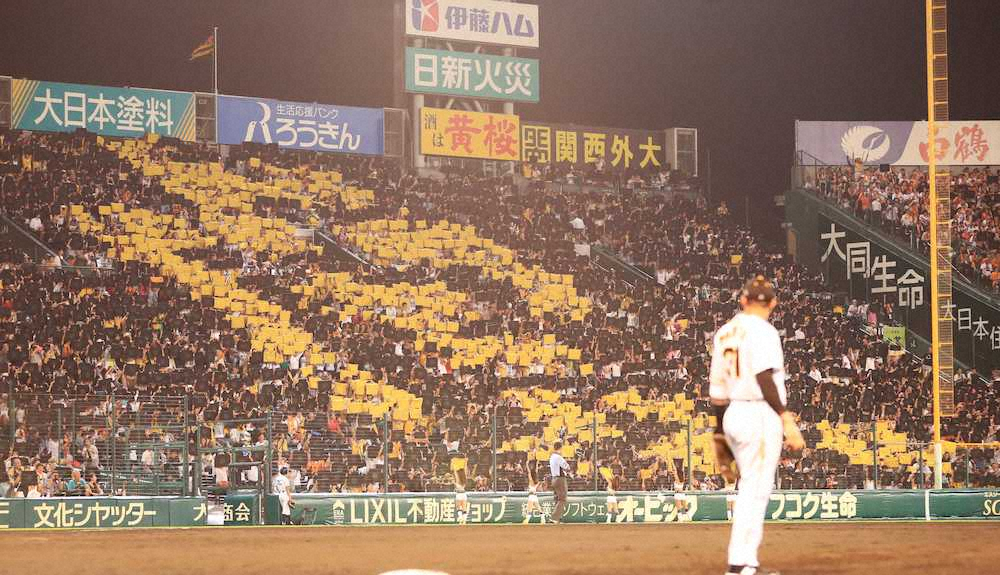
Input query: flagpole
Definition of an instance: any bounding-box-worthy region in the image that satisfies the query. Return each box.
[213,26,219,96]
[213,26,219,147]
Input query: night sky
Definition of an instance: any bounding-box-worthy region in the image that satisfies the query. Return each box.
[3,0,1000,241]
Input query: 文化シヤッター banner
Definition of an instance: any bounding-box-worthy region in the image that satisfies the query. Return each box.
[406,47,539,103]
[521,122,666,171]
[420,107,520,161]
[217,95,384,155]
[406,0,539,48]
[795,120,1000,166]
[11,79,196,141]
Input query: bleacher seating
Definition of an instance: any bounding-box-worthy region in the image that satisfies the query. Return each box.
[1,127,997,499]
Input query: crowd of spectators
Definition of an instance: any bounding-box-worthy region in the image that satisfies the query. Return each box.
[0,127,997,500]
[519,158,700,195]
[807,165,1000,291]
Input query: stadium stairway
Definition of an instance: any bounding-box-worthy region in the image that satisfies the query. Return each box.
[0,213,64,265]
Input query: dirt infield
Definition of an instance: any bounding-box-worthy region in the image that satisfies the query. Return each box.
[2,522,997,575]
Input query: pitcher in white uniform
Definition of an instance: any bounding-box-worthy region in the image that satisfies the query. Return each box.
[709,276,805,575]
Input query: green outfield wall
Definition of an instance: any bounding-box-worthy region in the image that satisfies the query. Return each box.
[264,489,1000,525]
[4,490,996,528]
[0,497,208,528]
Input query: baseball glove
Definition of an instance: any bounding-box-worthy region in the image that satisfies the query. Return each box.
[713,433,740,483]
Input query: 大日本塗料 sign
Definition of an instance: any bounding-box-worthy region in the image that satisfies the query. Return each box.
[11,79,196,141]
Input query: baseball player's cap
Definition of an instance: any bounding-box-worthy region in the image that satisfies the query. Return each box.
[741,275,776,303]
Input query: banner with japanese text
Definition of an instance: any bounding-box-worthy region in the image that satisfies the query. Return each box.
[521,122,666,171]
[11,79,195,141]
[0,497,208,528]
[817,213,1000,370]
[217,95,384,155]
[406,0,539,48]
[264,489,1000,525]
[795,120,1000,166]
[406,47,539,103]
[882,325,906,348]
[420,107,520,160]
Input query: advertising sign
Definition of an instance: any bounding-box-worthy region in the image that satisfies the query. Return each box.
[817,213,999,370]
[265,489,1000,525]
[406,47,539,103]
[521,122,666,170]
[11,79,196,141]
[882,325,906,348]
[407,0,539,47]
[0,497,208,528]
[795,120,1000,166]
[217,95,384,155]
[420,107,520,160]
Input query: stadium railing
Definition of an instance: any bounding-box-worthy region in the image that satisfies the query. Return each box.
[7,393,995,498]
[4,393,190,496]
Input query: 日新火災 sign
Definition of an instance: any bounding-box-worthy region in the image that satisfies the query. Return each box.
[406,47,539,103]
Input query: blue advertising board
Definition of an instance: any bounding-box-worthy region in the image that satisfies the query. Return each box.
[217,95,384,155]
[11,79,196,140]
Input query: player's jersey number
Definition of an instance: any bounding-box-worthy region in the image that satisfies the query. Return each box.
[716,324,745,380]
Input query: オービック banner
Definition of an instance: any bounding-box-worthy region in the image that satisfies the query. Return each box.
[217,95,384,155]
[11,79,195,141]
[406,0,539,48]
[420,107,520,161]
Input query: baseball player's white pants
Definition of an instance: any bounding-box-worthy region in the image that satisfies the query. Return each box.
[723,400,783,568]
[279,493,291,516]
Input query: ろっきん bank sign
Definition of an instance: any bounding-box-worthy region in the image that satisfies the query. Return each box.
[217,95,384,155]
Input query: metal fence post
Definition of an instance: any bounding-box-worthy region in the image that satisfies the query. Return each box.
[918,445,925,489]
[872,420,879,489]
[194,426,202,497]
[592,412,598,492]
[383,412,390,494]
[57,408,63,452]
[7,395,14,447]
[182,395,190,497]
[491,408,497,492]
[686,419,693,489]
[110,392,116,495]
[154,445,161,496]
[265,415,273,496]
[965,450,971,488]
